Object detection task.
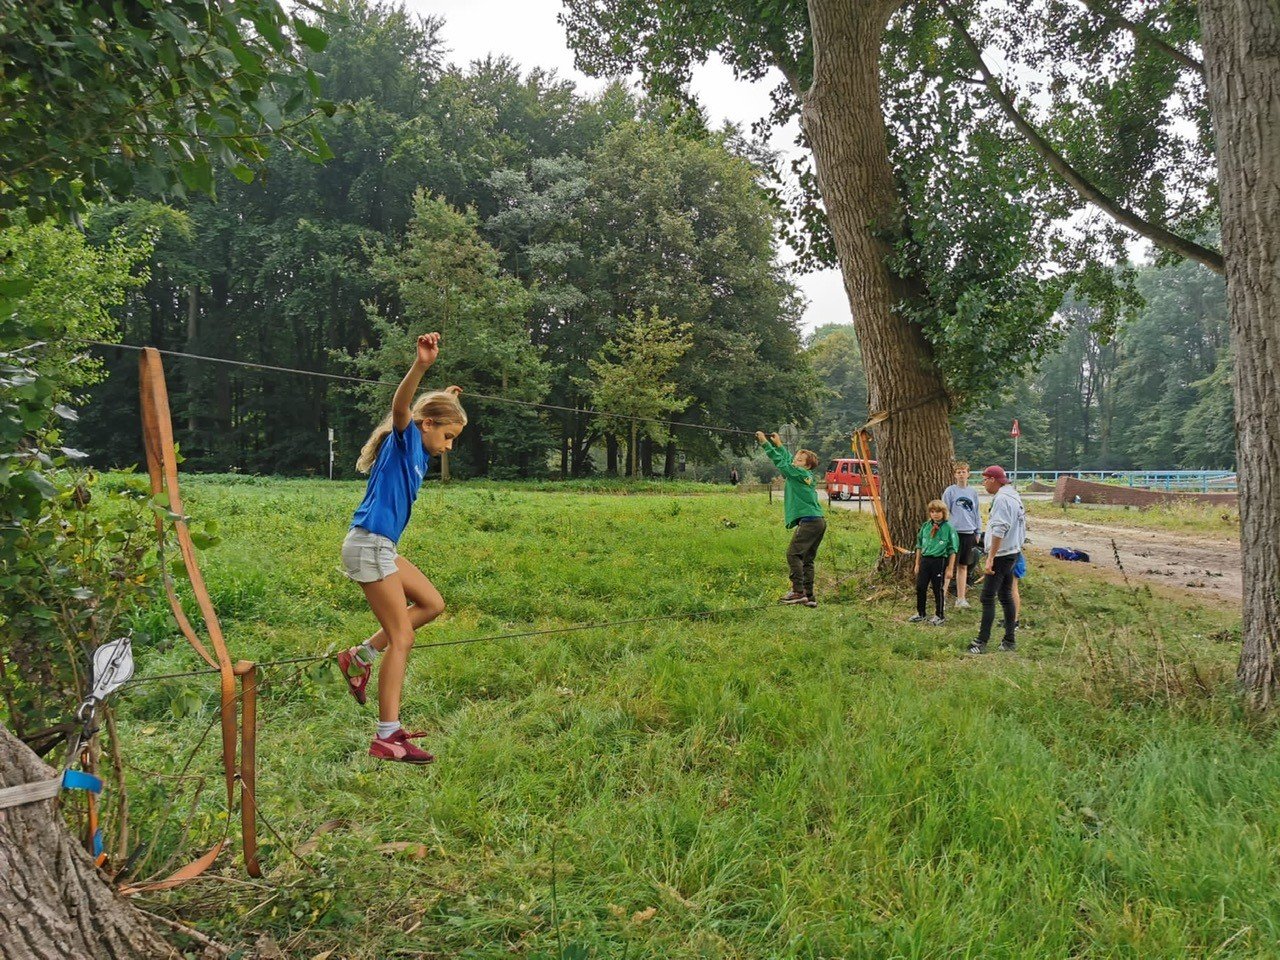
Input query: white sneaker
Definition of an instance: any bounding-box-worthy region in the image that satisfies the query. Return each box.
[954,598,971,609]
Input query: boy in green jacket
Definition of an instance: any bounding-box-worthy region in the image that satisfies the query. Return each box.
[757,431,825,608]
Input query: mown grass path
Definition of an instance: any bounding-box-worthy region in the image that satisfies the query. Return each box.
[117,479,1272,960]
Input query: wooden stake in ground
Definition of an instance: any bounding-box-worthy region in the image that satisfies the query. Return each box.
[1199,0,1280,706]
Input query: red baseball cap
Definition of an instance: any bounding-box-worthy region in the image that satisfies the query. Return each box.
[982,465,1009,484]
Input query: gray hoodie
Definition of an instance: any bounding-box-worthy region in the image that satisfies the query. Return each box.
[985,485,1026,557]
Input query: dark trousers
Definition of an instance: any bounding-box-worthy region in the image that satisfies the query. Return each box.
[787,518,826,596]
[916,555,948,617]
[978,553,1020,644]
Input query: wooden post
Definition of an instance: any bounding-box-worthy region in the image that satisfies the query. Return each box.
[235,660,261,878]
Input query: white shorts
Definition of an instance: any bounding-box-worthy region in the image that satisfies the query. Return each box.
[340,527,398,583]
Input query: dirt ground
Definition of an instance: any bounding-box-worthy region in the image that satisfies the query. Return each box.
[827,495,1242,603]
[1024,516,1242,602]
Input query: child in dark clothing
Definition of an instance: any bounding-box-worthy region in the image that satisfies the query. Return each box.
[910,500,958,625]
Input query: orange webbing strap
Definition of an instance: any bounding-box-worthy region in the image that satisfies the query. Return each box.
[138,349,238,809]
[236,660,262,878]
[138,357,218,672]
[854,430,897,559]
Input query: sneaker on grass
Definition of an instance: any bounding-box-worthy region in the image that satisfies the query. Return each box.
[967,640,986,655]
[369,729,435,765]
[907,614,926,623]
[337,647,371,705]
[999,639,1017,652]
[779,591,807,604]
[802,596,818,608]
[954,598,971,609]
[927,615,945,626]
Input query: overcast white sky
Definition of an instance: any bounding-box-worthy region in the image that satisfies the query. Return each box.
[404,0,851,334]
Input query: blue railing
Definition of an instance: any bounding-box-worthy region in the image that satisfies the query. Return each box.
[980,470,1238,492]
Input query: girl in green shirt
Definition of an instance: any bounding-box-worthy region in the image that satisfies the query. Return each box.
[910,500,958,625]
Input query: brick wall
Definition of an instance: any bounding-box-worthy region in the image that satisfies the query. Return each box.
[1051,475,1238,507]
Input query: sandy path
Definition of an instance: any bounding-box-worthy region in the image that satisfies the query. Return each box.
[1026,516,1242,602]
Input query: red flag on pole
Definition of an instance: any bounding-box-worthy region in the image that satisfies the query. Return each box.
[1011,418,1021,438]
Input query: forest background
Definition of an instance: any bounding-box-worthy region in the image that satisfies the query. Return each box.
[21,0,1232,482]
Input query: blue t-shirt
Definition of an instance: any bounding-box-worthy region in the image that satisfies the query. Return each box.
[350,422,430,543]
[942,484,982,534]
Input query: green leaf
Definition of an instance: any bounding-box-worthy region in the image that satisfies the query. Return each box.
[292,19,329,52]
[308,126,334,162]
[230,163,256,184]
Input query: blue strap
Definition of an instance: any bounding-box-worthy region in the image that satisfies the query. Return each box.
[62,769,103,794]
[92,830,104,858]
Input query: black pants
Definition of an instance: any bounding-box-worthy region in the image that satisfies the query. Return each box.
[916,555,948,617]
[787,518,826,596]
[978,553,1020,644]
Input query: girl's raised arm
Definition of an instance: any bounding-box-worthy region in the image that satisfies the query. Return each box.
[391,333,440,432]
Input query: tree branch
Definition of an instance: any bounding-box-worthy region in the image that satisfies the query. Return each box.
[1076,0,1205,76]
[940,0,1224,275]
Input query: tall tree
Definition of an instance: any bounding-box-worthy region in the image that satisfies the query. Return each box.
[576,118,814,471]
[805,324,868,463]
[1199,0,1280,706]
[582,309,693,476]
[560,0,1090,551]
[348,191,549,478]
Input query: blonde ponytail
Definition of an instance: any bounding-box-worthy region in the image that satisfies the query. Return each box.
[355,390,468,474]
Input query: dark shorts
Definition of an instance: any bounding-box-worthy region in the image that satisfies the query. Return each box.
[958,531,981,566]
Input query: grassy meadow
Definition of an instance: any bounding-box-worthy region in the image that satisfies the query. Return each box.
[112,477,1278,959]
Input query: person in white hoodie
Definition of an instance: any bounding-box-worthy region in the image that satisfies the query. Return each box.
[967,465,1026,655]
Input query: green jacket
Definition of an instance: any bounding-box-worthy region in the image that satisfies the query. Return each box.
[763,441,823,528]
[916,519,959,558]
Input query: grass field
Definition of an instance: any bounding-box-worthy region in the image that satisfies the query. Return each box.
[113,478,1277,959]
[1026,499,1241,540]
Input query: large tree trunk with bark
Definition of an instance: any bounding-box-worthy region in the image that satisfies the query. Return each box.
[0,725,176,959]
[802,0,954,551]
[1200,0,1280,706]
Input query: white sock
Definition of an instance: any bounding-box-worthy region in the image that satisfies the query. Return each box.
[376,720,401,740]
[356,641,379,666]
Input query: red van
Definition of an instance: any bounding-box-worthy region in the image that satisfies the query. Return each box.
[825,458,879,500]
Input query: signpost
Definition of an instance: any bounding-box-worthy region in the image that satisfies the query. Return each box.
[1011,418,1020,482]
[328,427,335,480]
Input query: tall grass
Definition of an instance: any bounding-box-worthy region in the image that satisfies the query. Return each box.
[113,479,1274,959]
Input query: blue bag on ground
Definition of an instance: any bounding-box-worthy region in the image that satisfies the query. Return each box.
[1050,547,1091,563]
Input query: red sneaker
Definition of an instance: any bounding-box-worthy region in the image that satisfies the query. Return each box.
[337,648,371,705]
[369,729,435,765]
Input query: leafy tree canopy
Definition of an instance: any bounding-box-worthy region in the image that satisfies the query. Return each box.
[0,0,335,223]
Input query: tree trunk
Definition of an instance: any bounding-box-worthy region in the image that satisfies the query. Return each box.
[606,434,618,475]
[802,0,954,551]
[664,439,677,479]
[0,725,176,959]
[641,437,653,477]
[1200,0,1280,706]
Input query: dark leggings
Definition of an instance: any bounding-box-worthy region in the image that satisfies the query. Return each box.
[978,553,1020,644]
[916,555,948,618]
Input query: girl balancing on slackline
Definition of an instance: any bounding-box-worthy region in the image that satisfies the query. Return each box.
[336,332,467,764]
